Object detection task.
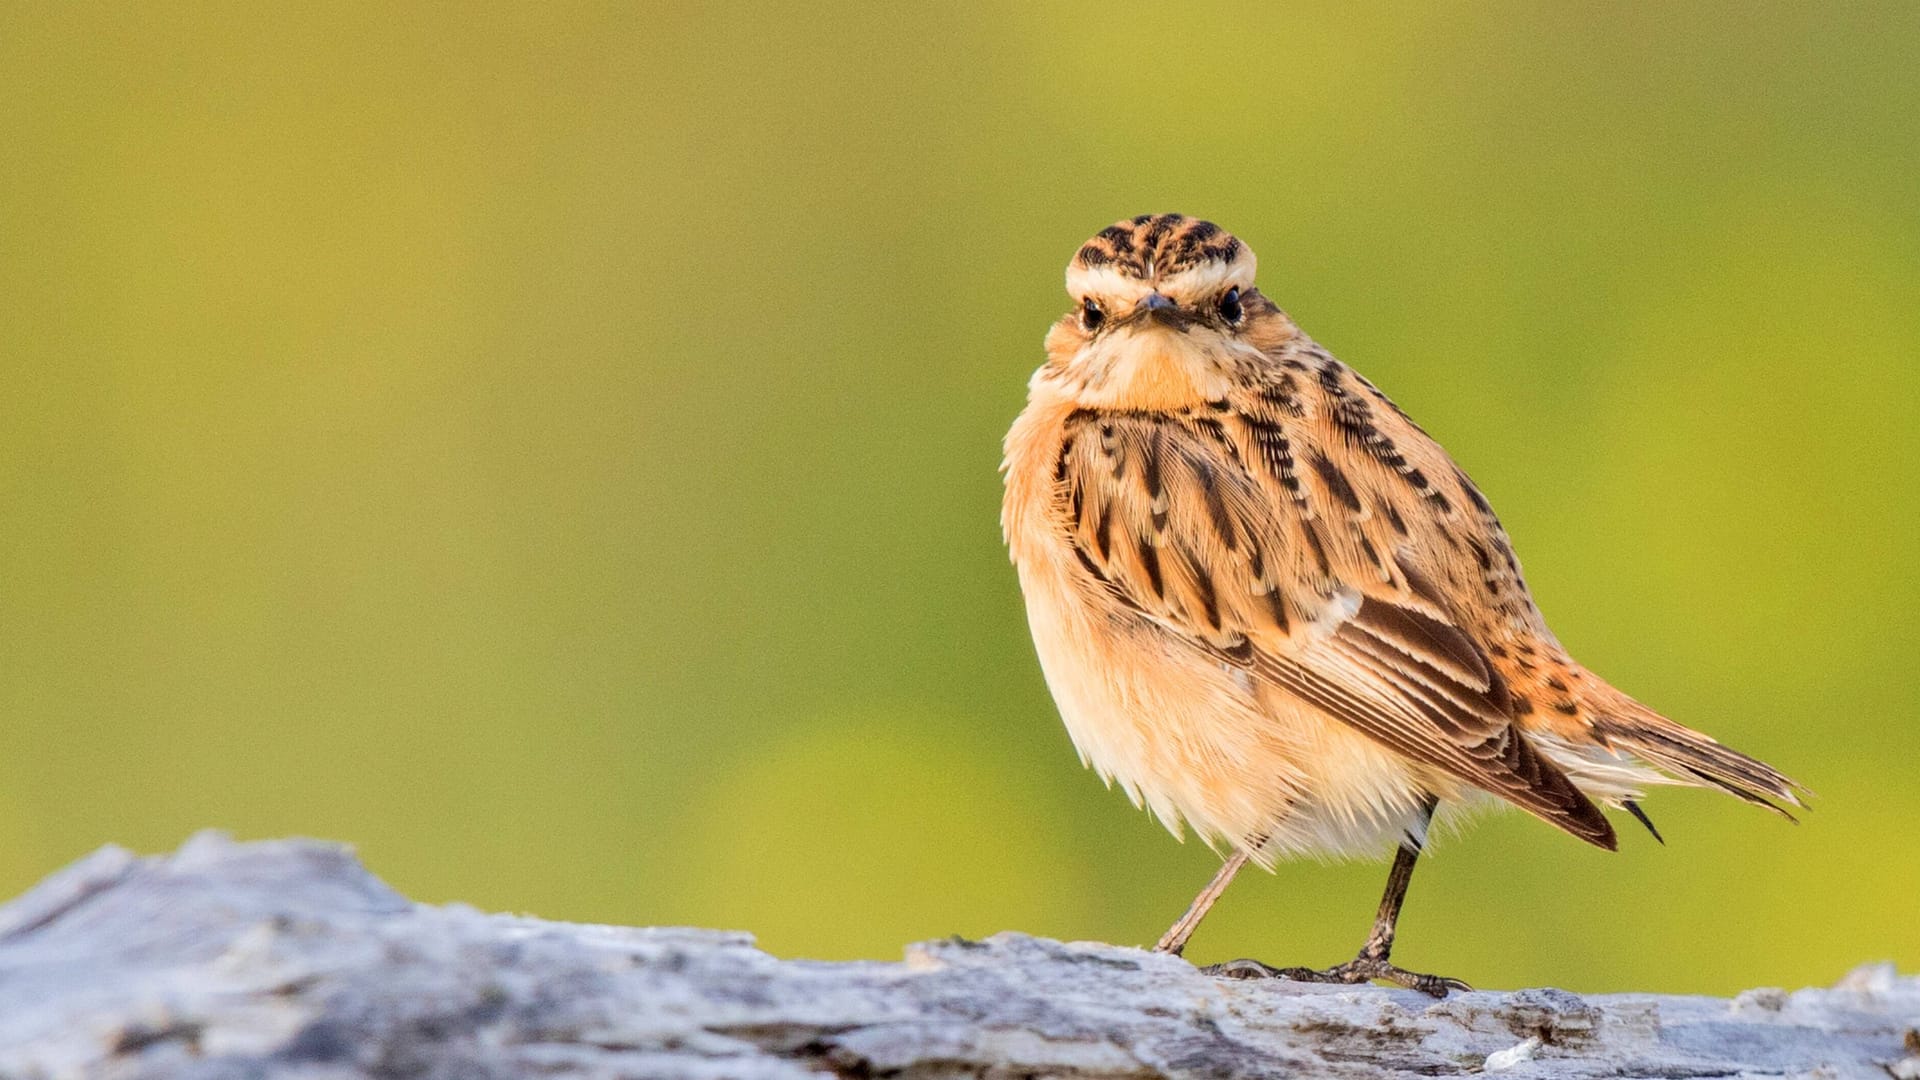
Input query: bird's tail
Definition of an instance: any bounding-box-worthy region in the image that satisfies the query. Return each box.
[1589,702,1807,818]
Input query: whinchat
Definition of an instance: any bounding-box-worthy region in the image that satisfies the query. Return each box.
[1001,214,1802,994]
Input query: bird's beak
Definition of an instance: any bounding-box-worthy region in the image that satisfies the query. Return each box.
[1134,292,1188,330]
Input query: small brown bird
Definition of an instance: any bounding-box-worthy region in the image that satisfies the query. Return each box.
[1001,214,1803,995]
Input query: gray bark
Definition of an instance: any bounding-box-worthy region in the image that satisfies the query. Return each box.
[0,833,1911,1079]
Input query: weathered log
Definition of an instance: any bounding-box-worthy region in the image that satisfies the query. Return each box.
[0,833,1911,1078]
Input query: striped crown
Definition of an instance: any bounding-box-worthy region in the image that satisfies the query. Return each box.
[1072,214,1244,279]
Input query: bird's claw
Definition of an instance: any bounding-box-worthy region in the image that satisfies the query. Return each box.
[1203,955,1472,998]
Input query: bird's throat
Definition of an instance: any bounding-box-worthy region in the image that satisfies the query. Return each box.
[1071,329,1238,411]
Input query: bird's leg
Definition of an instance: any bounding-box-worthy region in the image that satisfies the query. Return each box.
[1205,797,1472,997]
[1353,833,1420,963]
[1153,849,1250,956]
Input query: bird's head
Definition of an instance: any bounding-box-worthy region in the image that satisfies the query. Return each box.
[1042,214,1296,409]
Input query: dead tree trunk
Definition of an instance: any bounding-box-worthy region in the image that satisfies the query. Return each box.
[0,833,1911,1079]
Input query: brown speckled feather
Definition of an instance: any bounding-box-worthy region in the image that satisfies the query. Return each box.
[1053,367,1620,846]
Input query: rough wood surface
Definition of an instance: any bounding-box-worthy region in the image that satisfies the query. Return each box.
[0,833,1911,1079]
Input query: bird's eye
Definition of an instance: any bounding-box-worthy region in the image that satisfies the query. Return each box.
[1080,297,1104,331]
[1217,286,1243,325]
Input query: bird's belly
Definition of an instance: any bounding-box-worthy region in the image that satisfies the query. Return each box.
[1017,551,1447,862]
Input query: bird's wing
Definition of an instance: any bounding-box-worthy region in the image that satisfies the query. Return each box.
[1055,402,1616,849]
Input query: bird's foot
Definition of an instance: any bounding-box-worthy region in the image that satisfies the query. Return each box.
[1203,955,1471,998]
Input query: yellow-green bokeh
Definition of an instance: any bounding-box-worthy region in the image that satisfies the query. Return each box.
[2,3,1915,995]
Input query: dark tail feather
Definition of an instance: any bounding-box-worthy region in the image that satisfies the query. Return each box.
[1595,708,1807,819]
[1622,800,1665,844]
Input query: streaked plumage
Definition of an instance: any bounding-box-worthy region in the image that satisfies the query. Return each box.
[1002,214,1802,992]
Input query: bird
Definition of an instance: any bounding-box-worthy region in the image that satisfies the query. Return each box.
[1000,213,1804,995]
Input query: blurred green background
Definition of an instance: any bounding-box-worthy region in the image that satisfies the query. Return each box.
[2,3,1916,996]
